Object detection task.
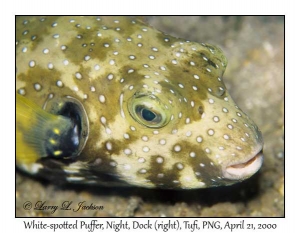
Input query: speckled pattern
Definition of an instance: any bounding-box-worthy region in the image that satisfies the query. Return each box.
[17,16,263,189]
[16,16,284,217]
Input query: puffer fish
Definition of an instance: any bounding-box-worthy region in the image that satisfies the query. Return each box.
[16,16,263,189]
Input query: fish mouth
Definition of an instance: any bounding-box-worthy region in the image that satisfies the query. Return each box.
[223,150,264,180]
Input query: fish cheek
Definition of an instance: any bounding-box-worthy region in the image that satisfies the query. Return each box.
[144,155,181,189]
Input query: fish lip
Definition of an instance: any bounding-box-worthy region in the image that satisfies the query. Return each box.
[223,149,264,180]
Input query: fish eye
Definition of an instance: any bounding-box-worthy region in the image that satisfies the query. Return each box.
[128,93,170,128]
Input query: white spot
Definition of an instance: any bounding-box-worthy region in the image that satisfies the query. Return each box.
[124,148,132,155]
[227,124,233,129]
[223,134,230,140]
[110,161,117,167]
[66,177,84,182]
[232,118,238,123]
[75,72,82,79]
[185,118,190,124]
[99,95,106,103]
[130,126,136,131]
[223,107,228,113]
[236,146,242,150]
[104,43,110,47]
[159,139,166,145]
[190,61,195,66]
[137,43,143,47]
[44,58,53,67]
[208,98,214,104]
[155,157,163,164]
[139,169,147,174]
[172,59,178,64]
[56,80,63,87]
[90,86,95,92]
[123,133,130,139]
[142,136,148,142]
[192,86,198,91]
[153,130,159,135]
[109,59,115,65]
[29,60,36,67]
[138,157,146,163]
[176,163,184,170]
[128,69,134,73]
[186,131,192,137]
[119,93,125,118]
[196,136,203,143]
[61,45,67,50]
[205,148,211,153]
[100,116,107,124]
[53,34,59,39]
[34,83,41,91]
[106,142,112,150]
[174,145,181,152]
[149,55,155,60]
[160,66,166,71]
[63,59,69,65]
[18,88,25,95]
[94,64,100,70]
[105,127,112,134]
[152,47,158,52]
[194,74,200,79]
[157,173,164,178]
[84,55,91,61]
[73,86,78,92]
[190,152,196,158]
[213,116,220,122]
[22,47,27,53]
[107,74,114,80]
[208,129,214,136]
[123,164,131,170]
[200,163,205,167]
[237,112,242,117]
[178,83,184,88]
[43,48,49,54]
[143,147,150,153]
[129,55,136,60]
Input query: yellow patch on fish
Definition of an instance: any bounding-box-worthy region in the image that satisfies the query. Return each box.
[16,16,263,189]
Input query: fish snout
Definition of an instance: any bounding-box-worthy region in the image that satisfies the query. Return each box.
[222,148,264,181]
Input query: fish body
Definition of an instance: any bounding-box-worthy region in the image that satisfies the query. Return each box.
[16,16,263,189]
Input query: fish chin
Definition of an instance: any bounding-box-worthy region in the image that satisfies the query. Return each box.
[222,150,264,180]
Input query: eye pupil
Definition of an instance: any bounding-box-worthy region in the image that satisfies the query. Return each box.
[141,108,156,121]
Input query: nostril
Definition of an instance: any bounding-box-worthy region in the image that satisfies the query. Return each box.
[198,105,204,117]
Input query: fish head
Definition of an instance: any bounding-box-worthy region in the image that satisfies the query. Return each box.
[100,40,264,189]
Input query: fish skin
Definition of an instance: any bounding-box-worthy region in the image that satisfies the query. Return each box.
[16,16,263,189]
